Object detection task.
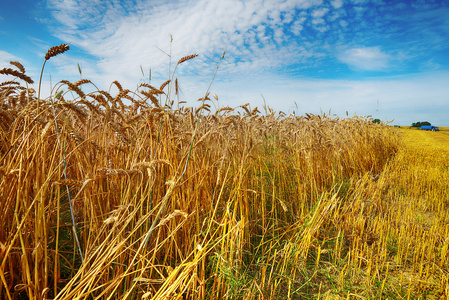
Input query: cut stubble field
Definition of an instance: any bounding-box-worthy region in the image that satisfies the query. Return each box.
[0,46,448,299]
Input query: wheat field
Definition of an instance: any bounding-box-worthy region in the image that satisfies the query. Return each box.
[0,46,448,299]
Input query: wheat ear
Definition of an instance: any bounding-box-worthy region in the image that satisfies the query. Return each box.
[45,44,70,60]
[177,54,198,64]
[0,68,34,84]
[9,61,25,73]
[38,44,70,112]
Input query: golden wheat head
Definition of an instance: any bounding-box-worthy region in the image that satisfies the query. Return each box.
[0,68,34,84]
[45,44,70,60]
[9,61,25,73]
[177,54,198,65]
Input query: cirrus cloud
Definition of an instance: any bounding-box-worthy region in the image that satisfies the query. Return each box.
[336,47,391,71]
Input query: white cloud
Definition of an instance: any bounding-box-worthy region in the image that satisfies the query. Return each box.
[310,8,329,32]
[312,18,325,25]
[0,51,20,67]
[290,17,306,35]
[281,10,295,24]
[31,0,449,128]
[331,0,343,9]
[420,58,441,71]
[0,51,32,84]
[336,47,391,71]
[327,12,341,21]
[213,71,449,126]
[316,25,330,32]
[44,0,326,89]
[353,5,366,16]
[312,7,329,18]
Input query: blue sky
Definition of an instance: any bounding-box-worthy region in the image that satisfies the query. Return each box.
[1,0,448,126]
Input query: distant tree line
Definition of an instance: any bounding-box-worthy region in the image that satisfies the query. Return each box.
[411,121,431,127]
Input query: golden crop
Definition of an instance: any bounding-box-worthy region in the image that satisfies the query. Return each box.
[0,47,447,299]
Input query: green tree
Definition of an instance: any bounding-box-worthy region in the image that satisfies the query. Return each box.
[411,121,431,127]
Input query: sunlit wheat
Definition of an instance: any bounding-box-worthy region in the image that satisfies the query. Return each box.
[0,46,448,300]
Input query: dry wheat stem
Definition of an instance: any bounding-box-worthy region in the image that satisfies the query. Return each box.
[37,44,70,115]
[50,89,84,263]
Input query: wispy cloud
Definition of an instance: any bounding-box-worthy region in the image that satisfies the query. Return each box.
[43,0,326,84]
[0,51,21,69]
[330,0,343,9]
[215,70,449,125]
[336,47,391,71]
[41,0,449,83]
[15,0,447,126]
[0,51,29,83]
[312,8,329,18]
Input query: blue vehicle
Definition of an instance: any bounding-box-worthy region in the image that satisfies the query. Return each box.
[420,125,439,131]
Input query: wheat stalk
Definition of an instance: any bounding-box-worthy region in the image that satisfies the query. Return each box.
[37,44,70,114]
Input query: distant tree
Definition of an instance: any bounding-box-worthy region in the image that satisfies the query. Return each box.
[372,118,381,124]
[411,121,431,127]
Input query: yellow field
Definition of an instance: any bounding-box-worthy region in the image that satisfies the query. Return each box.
[368,128,449,299]
[401,127,449,148]
[1,47,449,299]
